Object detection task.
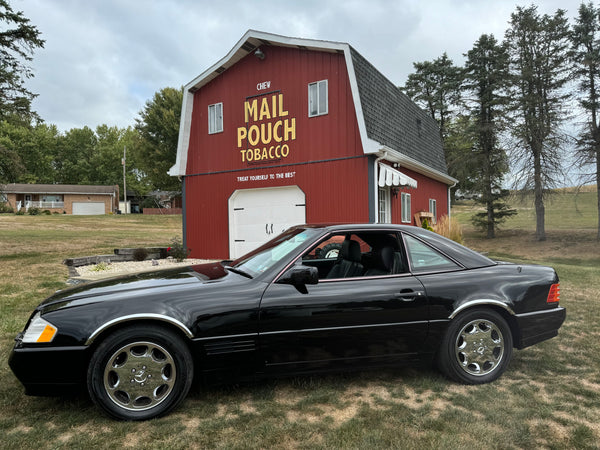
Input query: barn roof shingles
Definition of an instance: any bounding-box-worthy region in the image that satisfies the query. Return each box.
[349,47,448,175]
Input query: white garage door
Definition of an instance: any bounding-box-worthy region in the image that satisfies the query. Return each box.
[229,186,306,259]
[72,202,106,215]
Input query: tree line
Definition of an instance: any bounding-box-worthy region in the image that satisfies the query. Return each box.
[404,3,600,241]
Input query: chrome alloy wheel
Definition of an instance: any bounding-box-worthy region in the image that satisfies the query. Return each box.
[103,341,176,411]
[455,319,504,376]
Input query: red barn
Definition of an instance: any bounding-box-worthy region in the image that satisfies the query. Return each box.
[169,30,456,259]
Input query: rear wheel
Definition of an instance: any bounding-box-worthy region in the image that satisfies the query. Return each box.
[437,309,512,384]
[87,325,194,420]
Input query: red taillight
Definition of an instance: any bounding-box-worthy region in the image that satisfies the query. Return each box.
[547,283,560,303]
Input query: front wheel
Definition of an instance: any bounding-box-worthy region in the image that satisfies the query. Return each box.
[437,309,513,384]
[87,325,194,420]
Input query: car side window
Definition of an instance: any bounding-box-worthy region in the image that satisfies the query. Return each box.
[404,235,461,273]
[301,231,407,280]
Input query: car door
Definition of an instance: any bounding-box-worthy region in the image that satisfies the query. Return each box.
[257,231,429,373]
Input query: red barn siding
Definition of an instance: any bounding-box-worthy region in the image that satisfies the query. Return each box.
[185,157,370,259]
[186,47,363,176]
[390,166,449,224]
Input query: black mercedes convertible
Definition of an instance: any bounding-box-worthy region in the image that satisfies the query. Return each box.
[9,224,565,420]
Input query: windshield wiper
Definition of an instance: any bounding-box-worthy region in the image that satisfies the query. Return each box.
[224,266,253,279]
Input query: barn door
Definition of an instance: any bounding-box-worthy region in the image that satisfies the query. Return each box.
[228,186,306,259]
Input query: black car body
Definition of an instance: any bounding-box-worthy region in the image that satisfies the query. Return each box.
[9,224,565,420]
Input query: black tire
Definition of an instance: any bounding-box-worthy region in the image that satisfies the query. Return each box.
[320,243,342,259]
[87,325,194,420]
[437,308,513,384]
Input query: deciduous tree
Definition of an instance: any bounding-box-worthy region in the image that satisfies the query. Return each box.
[133,87,183,192]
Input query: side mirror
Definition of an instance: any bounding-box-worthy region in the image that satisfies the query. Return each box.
[278,264,319,289]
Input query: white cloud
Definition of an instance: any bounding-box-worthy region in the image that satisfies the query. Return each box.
[14,0,581,131]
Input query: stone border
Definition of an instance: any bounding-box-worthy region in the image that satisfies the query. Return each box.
[63,247,169,267]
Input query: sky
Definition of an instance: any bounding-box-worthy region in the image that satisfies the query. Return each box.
[14,0,580,132]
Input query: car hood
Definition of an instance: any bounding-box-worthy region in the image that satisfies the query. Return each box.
[39,262,232,312]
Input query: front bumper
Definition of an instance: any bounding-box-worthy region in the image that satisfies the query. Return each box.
[9,338,90,396]
[514,306,566,349]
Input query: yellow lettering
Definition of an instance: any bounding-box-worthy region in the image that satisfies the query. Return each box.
[278,94,288,117]
[260,123,272,145]
[248,125,260,146]
[259,98,271,121]
[244,99,257,123]
[272,95,277,118]
[284,118,296,141]
[269,146,274,159]
[275,145,281,158]
[254,148,261,161]
[273,120,282,143]
[240,149,246,162]
[281,144,289,157]
[237,127,247,147]
[261,147,268,159]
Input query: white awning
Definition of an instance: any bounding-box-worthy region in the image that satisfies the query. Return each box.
[378,164,417,188]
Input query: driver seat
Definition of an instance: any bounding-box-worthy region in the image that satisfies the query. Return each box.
[325,240,364,279]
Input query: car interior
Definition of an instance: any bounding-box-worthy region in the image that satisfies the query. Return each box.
[301,231,409,279]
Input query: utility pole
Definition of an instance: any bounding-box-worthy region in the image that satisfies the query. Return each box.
[122,146,127,214]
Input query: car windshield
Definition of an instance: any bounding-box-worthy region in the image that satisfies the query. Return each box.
[232,228,320,277]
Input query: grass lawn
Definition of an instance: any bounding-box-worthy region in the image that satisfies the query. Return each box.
[1,196,599,449]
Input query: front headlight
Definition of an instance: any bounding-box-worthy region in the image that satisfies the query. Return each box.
[22,312,58,343]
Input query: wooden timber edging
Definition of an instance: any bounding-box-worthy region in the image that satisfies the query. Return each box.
[63,247,169,267]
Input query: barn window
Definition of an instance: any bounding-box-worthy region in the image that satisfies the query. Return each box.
[208,102,223,134]
[308,80,328,117]
[401,192,411,223]
[378,188,390,223]
[429,199,437,219]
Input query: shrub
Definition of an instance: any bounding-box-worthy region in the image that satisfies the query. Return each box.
[434,215,464,244]
[15,208,25,215]
[0,203,14,213]
[132,247,149,261]
[28,207,40,215]
[167,237,190,262]
[421,218,434,231]
[89,262,110,272]
[42,209,52,215]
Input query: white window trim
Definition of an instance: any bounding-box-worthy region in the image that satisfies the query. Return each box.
[378,187,391,224]
[308,79,328,117]
[401,192,411,224]
[208,102,223,134]
[429,198,437,219]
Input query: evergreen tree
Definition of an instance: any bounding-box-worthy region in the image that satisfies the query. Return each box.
[403,53,463,140]
[464,34,516,238]
[505,5,571,241]
[0,0,45,124]
[403,53,466,201]
[570,2,600,240]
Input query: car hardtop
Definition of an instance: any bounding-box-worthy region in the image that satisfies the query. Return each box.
[294,223,497,270]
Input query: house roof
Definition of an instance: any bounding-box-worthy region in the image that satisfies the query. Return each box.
[169,30,456,185]
[1,183,118,195]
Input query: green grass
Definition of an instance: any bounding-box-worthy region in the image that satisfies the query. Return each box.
[0,200,599,449]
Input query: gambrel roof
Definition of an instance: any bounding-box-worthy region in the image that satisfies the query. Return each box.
[170,30,455,185]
